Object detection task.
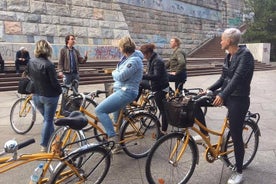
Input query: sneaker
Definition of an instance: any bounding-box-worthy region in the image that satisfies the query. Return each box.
[192,135,210,144]
[109,136,122,154]
[227,172,243,184]
[40,146,47,152]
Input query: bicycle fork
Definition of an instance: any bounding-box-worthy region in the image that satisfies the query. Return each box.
[168,132,191,166]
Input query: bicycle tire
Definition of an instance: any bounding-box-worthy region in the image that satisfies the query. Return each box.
[120,112,161,159]
[221,120,259,169]
[49,145,111,184]
[145,132,197,184]
[145,95,160,118]
[10,97,35,134]
[46,126,84,173]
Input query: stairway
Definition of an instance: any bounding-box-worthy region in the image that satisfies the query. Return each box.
[188,37,226,58]
[1,35,275,92]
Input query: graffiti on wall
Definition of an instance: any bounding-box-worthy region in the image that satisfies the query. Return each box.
[0,43,122,61]
[118,0,221,21]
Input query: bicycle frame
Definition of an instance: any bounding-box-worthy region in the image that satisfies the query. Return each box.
[79,105,145,144]
[19,94,35,118]
[171,115,232,163]
[0,147,83,183]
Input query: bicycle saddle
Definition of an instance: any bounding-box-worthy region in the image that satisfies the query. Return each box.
[55,111,88,130]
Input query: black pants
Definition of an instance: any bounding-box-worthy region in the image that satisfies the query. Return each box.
[168,70,187,92]
[153,90,168,132]
[15,60,28,73]
[135,80,150,102]
[226,96,250,173]
[0,61,4,72]
[194,106,208,135]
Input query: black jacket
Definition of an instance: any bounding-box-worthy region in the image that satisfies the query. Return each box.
[208,45,254,100]
[142,52,169,92]
[25,57,62,97]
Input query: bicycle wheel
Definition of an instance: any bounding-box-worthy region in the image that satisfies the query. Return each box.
[10,97,35,134]
[47,126,84,173]
[145,132,197,184]
[49,145,111,184]
[221,120,259,169]
[65,96,98,132]
[120,112,161,159]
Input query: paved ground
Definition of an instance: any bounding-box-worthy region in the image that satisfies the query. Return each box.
[0,70,276,184]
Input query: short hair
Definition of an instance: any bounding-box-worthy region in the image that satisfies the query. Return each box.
[140,43,156,55]
[172,37,181,47]
[223,28,241,45]
[65,34,75,45]
[118,36,136,54]
[34,39,52,58]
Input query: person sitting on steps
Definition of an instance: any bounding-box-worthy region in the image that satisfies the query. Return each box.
[15,47,30,74]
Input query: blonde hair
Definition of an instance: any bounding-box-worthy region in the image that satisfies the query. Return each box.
[34,40,52,58]
[118,36,136,54]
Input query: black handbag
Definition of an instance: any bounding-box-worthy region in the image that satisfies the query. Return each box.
[18,77,34,94]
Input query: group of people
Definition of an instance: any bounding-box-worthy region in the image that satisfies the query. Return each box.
[20,27,253,184]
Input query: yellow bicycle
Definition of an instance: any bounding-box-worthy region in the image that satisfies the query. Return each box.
[47,90,161,159]
[1,112,113,184]
[9,81,92,134]
[145,93,261,183]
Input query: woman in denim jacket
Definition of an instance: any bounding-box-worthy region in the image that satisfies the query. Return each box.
[95,36,143,148]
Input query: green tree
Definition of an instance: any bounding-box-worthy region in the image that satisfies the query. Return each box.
[243,0,276,61]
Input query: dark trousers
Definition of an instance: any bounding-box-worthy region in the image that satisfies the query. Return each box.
[153,90,168,132]
[15,60,28,73]
[168,70,187,91]
[0,60,4,72]
[194,106,208,135]
[226,96,250,173]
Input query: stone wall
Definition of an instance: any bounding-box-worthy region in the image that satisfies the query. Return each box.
[0,0,245,61]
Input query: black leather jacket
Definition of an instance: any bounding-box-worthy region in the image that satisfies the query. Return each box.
[25,57,62,97]
[142,52,169,92]
[208,45,254,100]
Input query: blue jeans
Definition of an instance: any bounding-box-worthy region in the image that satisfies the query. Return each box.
[95,89,137,137]
[63,73,79,85]
[33,95,59,147]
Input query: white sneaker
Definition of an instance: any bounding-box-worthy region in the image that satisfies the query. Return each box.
[40,146,47,152]
[227,172,243,184]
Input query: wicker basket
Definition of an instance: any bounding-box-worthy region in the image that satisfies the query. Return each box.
[163,98,196,128]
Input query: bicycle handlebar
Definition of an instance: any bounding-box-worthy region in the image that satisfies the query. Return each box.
[192,90,215,105]
[0,138,35,156]
[17,138,35,150]
[78,90,108,107]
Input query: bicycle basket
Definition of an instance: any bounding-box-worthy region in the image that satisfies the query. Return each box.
[163,98,196,128]
[62,97,82,116]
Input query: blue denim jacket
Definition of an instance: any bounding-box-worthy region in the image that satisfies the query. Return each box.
[112,50,144,94]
